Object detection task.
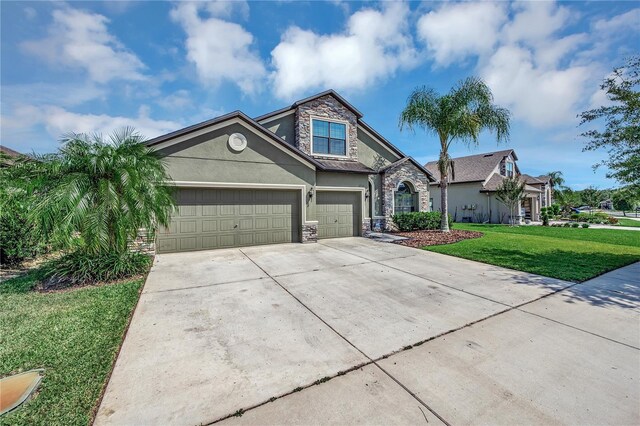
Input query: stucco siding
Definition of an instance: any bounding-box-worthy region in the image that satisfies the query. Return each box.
[158,122,315,188]
[261,114,296,146]
[356,129,399,170]
[314,172,369,221]
[432,182,511,224]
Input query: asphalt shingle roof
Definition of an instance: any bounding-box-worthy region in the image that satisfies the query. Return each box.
[425,149,515,184]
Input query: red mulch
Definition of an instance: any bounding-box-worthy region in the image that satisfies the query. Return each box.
[392,229,484,248]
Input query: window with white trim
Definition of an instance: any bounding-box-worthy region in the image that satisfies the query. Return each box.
[312,119,346,156]
[505,162,514,177]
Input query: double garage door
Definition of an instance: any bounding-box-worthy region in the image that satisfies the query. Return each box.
[157,188,299,253]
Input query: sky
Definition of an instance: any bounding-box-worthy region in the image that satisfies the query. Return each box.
[1,1,638,189]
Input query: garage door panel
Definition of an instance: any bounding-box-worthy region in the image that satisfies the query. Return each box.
[316,191,360,239]
[157,188,299,253]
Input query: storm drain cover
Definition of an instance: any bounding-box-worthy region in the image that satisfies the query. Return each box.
[0,369,44,416]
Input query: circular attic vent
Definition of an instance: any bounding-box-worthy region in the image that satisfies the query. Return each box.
[228,133,248,152]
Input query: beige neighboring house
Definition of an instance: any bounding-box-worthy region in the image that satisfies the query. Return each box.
[425,149,550,224]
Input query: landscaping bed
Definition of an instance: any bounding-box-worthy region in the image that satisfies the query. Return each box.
[393,229,484,248]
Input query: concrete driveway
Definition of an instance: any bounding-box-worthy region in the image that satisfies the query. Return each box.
[95,238,640,425]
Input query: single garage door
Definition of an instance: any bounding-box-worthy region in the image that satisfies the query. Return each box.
[316,191,361,239]
[157,188,299,253]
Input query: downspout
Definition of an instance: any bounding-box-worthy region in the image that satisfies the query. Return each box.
[485,193,491,223]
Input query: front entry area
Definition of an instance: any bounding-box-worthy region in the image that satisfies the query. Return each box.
[316,191,361,239]
[157,188,300,253]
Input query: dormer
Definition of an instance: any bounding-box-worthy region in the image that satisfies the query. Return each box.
[293,91,361,161]
[499,151,519,178]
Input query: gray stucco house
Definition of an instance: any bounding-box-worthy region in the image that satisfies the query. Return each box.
[425,150,551,224]
[145,90,434,253]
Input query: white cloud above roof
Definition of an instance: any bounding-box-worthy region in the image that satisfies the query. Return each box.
[21,6,146,83]
[270,2,417,100]
[170,1,266,95]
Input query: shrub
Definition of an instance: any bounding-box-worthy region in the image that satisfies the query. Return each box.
[607,216,619,224]
[571,223,580,228]
[550,204,561,216]
[42,250,152,285]
[392,211,453,231]
[570,213,580,220]
[563,222,571,227]
[582,223,590,228]
[540,207,550,226]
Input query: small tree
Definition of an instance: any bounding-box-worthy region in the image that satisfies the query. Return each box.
[495,177,525,226]
[579,56,640,186]
[612,188,639,216]
[33,128,176,255]
[580,186,601,212]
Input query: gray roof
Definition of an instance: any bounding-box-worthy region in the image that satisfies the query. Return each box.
[0,145,24,157]
[315,159,373,174]
[480,173,542,193]
[425,149,516,184]
[521,174,543,184]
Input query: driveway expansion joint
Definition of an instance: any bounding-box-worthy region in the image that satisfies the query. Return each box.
[238,247,452,426]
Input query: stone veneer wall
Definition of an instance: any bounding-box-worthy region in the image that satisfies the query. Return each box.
[129,228,156,255]
[295,95,358,161]
[301,223,318,243]
[382,162,430,231]
[361,220,372,235]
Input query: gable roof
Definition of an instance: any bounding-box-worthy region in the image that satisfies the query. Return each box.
[480,173,542,193]
[380,157,436,182]
[255,90,363,122]
[0,145,24,157]
[425,149,516,184]
[144,111,323,169]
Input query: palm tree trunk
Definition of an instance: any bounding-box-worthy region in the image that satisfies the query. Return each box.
[437,144,451,233]
[440,179,449,232]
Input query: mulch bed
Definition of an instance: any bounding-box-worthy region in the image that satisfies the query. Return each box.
[392,229,484,248]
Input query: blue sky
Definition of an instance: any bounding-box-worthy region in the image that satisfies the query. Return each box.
[1,1,638,189]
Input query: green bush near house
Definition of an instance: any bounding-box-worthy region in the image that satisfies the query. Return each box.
[392,211,453,231]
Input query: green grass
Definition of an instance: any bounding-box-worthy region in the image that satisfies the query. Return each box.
[0,270,142,425]
[616,218,640,227]
[427,223,640,282]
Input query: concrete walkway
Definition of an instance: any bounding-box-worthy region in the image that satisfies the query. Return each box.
[95,239,640,425]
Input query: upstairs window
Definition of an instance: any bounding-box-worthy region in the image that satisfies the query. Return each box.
[312,119,346,156]
[505,162,514,177]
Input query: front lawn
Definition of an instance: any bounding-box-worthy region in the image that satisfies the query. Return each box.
[617,218,640,228]
[425,223,640,282]
[0,271,142,425]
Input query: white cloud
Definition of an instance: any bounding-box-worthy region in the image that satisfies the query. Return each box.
[482,45,591,127]
[416,2,507,67]
[1,104,180,145]
[170,2,266,95]
[503,2,573,46]
[23,7,37,20]
[270,2,417,99]
[21,6,145,83]
[593,8,640,32]
[157,90,192,110]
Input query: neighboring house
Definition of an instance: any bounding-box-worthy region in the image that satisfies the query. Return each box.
[425,150,544,224]
[0,145,26,167]
[521,174,553,210]
[146,90,434,253]
[600,199,613,210]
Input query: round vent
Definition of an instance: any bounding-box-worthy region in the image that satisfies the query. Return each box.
[228,133,247,152]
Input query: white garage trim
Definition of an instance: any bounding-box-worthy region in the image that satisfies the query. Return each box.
[315,186,369,220]
[171,181,315,225]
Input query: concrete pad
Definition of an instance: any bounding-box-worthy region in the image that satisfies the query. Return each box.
[276,262,506,359]
[378,309,640,425]
[240,241,367,276]
[521,264,640,347]
[318,237,418,261]
[582,262,640,297]
[220,364,446,426]
[96,278,367,425]
[381,252,570,306]
[145,248,267,293]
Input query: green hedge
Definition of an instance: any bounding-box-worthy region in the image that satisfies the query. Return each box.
[392,211,453,231]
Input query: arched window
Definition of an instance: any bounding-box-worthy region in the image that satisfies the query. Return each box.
[394,181,417,214]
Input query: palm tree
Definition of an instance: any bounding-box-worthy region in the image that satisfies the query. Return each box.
[399,77,510,231]
[33,127,175,255]
[547,170,569,201]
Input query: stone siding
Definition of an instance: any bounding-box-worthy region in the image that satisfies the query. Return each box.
[371,218,386,232]
[301,223,318,243]
[382,161,430,231]
[129,228,155,255]
[361,220,372,235]
[295,95,358,161]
